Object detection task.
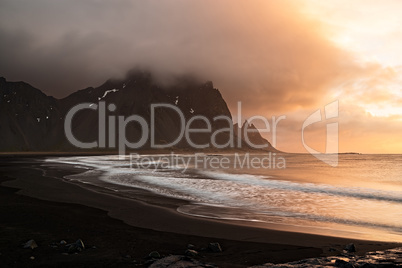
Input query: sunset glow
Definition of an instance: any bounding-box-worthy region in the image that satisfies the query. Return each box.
[0,0,401,153]
[296,0,402,153]
[1,2,402,265]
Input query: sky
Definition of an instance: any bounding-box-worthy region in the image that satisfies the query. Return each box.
[0,0,401,153]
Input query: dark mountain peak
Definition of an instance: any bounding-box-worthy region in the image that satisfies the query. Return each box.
[241,120,255,131]
[107,69,154,89]
[0,77,62,151]
[0,78,50,100]
[79,86,95,92]
[234,119,275,151]
[202,81,214,89]
[240,121,259,131]
[0,71,276,152]
[249,123,258,130]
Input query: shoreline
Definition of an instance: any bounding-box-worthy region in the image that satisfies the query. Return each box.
[40,153,402,243]
[1,156,401,267]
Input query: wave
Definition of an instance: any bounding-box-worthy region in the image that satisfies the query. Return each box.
[44,155,402,242]
[199,170,402,204]
[177,203,402,233]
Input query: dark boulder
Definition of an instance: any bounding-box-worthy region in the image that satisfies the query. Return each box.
[208,242,222,253]
[23,240,38,250]
[345,243,356,253]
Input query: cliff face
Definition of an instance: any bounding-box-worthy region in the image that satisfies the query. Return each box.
[0,71,274,152]
[0,77,63,151]
[233,121,277,151]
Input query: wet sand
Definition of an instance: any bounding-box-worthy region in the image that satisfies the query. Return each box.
[0,155,400,267]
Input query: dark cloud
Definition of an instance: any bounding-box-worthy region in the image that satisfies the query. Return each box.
[0,0,356,113]
[2,0,402,153]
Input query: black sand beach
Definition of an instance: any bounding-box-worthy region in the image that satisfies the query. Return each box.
[0,155,400,267]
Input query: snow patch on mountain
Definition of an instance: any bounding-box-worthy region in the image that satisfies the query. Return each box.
[98,89,119,100]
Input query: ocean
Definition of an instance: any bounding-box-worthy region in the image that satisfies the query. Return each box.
[45,153,402,242]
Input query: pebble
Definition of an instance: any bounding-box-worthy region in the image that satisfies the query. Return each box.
[208,242,222,253]
[185,249,199,257]
[67,239,85,254]
[149,255,216,268]
[345,243,356,253]
[149,251,161,259]
[23,240,38,250]
[250,247,402,267]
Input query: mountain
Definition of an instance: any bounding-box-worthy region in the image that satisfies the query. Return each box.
[0,77,63,151]
[0,71,275,152]
[233,121,275,150]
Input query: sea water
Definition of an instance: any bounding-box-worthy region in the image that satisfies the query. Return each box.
[45,153,402,242]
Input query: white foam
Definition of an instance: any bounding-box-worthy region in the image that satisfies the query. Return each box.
[44,154,402,241]
[199,170,402,203]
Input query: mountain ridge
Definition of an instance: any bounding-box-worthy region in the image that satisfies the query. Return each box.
[0,71,276,152]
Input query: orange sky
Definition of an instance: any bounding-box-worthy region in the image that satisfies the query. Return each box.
[232,0,402,154]
[0,0,401,153]
[292,1,402,154]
